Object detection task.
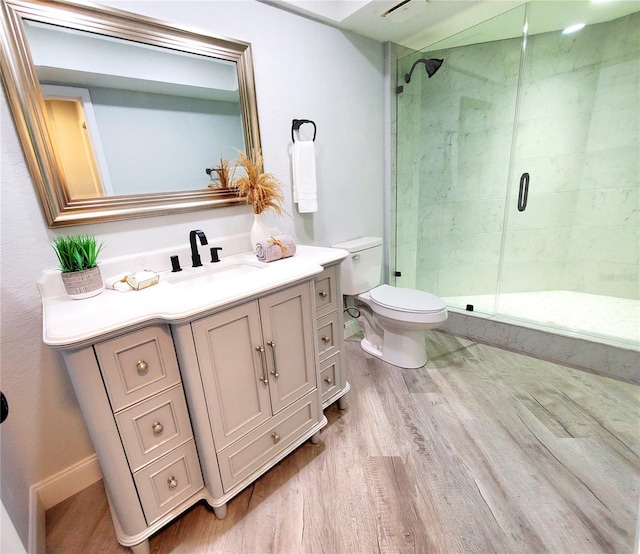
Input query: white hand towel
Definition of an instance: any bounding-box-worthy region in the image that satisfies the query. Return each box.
[292,140,318,213]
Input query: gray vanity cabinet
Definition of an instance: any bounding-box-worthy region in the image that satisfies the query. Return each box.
[188,280,322,494]
[62,325,206,554]
[192,281,317,449]
[314,263,350,409]
[43,244,348,554]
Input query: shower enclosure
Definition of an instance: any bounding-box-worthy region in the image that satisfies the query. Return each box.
[394,0,639,349]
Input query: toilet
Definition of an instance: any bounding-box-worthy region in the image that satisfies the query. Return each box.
[332,237,447,369]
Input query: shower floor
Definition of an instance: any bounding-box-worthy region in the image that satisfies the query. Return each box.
[442,290,639,347]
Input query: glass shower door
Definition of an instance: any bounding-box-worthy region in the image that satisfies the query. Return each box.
[498,1,640,343]
[394,5,526,314]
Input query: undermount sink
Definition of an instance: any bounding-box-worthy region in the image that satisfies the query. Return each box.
[165,260,267,288]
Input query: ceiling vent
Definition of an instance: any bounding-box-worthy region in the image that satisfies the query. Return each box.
[380,0,429,23]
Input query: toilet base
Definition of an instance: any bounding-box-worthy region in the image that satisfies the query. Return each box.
[360,328,427,369]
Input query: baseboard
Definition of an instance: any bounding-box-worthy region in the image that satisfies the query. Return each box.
[27,487,44,554]
[28,454,102,554]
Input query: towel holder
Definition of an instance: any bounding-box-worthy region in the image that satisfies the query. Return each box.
[291,119,316,143]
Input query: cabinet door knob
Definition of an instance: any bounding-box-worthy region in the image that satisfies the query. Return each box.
[318,290,328,298]
[152,421,164,435]
[324,377,333,385]
[167,476,178,490]
[321,335,331,343]
[136,360,149,373]
[271,432,281,444]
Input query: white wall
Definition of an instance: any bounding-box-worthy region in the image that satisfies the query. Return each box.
[0,0,385,546]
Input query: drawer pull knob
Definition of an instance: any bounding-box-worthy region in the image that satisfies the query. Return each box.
[271,432,281,444]
[136,360,149,373]
[152,421,164,435]
[321,336,331,343]
[167,476,178,490]
[319,290,328,298]
[324,377,333,385]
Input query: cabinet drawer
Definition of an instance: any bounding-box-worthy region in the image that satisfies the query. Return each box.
[315,265,339,318]
[134,441,203,524]
[316,311,340,361]
[95,325,181,411]
[218,393,320,492]
[319,353,340,402]
[116,385,193,472]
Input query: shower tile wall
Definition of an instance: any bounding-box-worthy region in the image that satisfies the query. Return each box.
[503,11,640,299]
[396,36,522,296]
[396,10,639,302]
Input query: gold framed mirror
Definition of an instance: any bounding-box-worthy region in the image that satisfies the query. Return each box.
[0,0,261,227]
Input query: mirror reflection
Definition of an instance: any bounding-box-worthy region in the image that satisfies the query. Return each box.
[25,20,245,199]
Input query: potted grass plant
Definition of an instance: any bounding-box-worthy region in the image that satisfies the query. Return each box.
[233,150,286,252]
[52,234,105,299]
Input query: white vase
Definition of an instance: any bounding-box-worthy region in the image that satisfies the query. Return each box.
[250,212,270,253]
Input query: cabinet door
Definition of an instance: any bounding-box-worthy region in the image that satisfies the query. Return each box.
[192,302,271,450]
[259,282,316,414]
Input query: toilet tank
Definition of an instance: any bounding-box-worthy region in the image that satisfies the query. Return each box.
[332,237,383,295]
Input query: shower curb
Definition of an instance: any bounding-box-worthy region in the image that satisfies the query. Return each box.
[440,309,640,385]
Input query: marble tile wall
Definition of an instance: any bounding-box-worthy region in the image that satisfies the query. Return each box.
[504,11,640,298]
[395,10,639,303]
[396,32,522,297]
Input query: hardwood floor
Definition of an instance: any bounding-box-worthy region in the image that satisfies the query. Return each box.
[46,331,640,553]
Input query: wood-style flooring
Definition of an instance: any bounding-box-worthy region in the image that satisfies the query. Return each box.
[46,331,640,553]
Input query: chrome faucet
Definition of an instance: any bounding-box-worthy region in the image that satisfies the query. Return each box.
[189,230,208,267]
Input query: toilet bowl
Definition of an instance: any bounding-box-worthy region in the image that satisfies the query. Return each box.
[332,237,448,369]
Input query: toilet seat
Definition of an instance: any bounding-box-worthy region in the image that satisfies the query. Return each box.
[370,285,446,314]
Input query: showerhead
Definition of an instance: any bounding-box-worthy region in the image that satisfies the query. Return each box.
[404,58,444,84]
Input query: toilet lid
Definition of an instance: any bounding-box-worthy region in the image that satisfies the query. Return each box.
[369,285,446,313]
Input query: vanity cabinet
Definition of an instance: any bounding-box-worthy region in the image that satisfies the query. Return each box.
[95,327,203,523]
[42,243,348,553]
[314,263,350,409]
[191,281,320,491]
[171,278,326,521]
[62,325,206,553]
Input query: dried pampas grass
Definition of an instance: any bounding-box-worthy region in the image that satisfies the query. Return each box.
[207,157,236,189]
[234,150,286,215]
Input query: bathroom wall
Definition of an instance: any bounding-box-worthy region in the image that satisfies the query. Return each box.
[395,10,639,301]
[0,0,385,546]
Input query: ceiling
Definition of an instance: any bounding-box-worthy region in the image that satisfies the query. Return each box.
[260,0,640,52]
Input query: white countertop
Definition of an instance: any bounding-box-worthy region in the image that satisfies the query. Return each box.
[39,241,348,349]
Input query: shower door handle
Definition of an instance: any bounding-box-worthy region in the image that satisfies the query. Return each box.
[517,172,530,212]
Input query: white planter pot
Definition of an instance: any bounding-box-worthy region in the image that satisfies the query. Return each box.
[61,266,104,299]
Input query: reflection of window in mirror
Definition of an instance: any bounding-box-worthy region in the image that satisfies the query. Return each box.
[42,85,114,199]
